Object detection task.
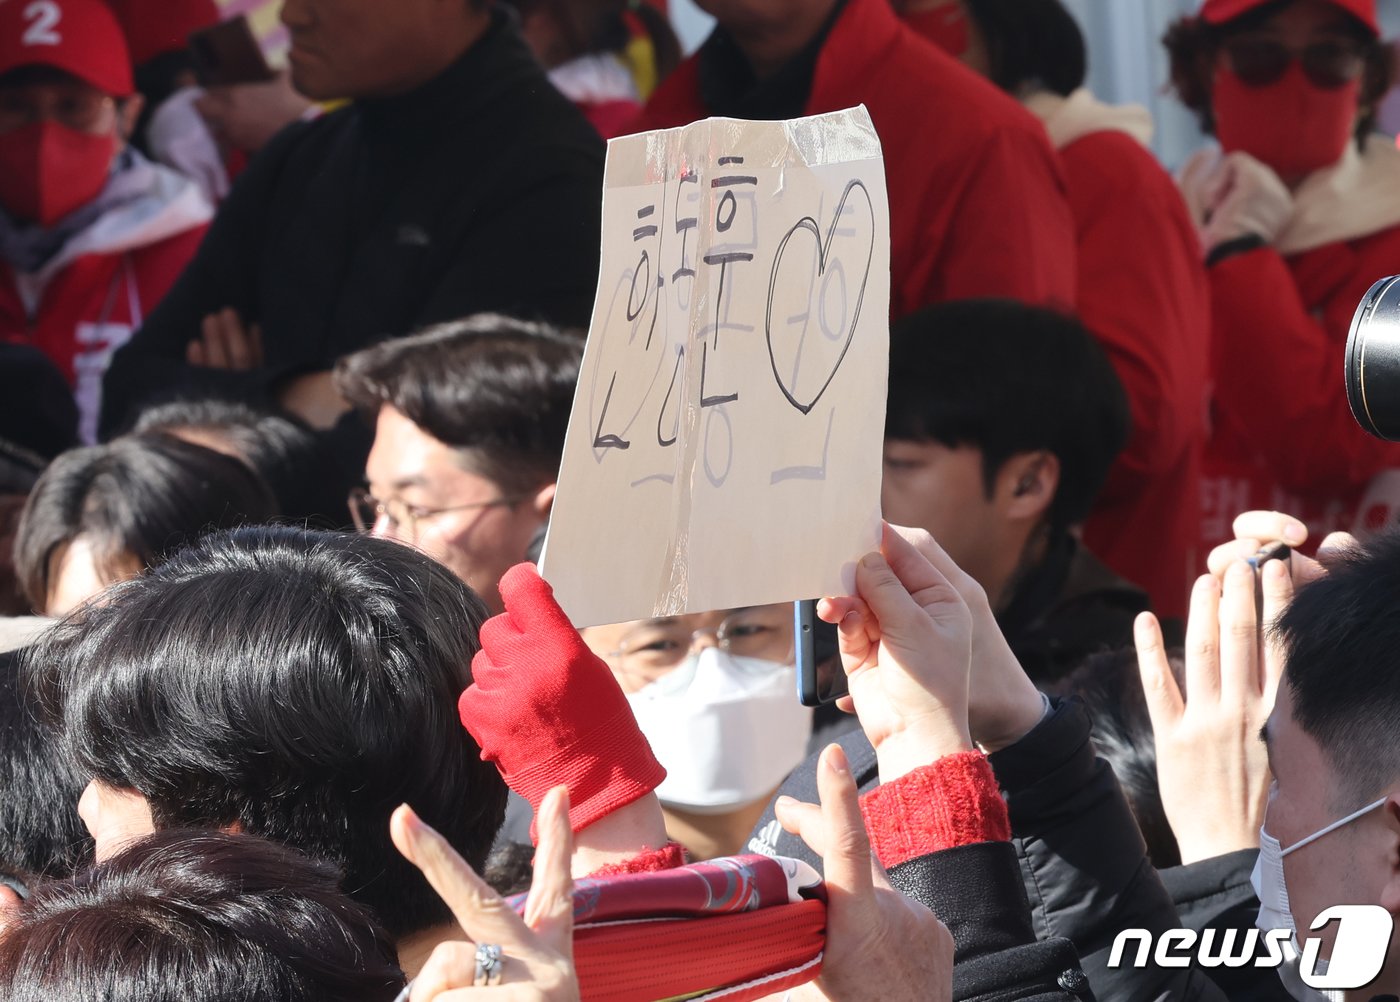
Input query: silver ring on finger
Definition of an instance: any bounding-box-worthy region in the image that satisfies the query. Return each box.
[473,943,504,987]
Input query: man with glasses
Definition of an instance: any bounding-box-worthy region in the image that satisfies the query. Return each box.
[579,603,813,860]
[333,314,581,614]
[0,0,211,443]
[1165,0,1400,555]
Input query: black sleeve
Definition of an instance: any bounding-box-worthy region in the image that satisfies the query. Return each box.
[890,841,1095,1002]
[98,122,308,436]
[990,698,1229,1002]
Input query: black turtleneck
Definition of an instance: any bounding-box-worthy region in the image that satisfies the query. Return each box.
[102,9,605,436]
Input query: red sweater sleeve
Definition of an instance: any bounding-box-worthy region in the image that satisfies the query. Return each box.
[1210,246,1400,492]
[858,751,1010,870]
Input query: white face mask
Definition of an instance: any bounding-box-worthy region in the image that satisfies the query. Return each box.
[625,647,812,814]
[1252,796,1388,964]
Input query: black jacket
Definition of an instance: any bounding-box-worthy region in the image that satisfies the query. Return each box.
[1160,850,1297,1001]
[749,724,1093,1001]
[891,841,1095,1001]
[751,700,1227,1002]
[101,11,604,434]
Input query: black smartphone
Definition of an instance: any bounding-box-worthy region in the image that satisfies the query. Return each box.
[189,16,275,88]
[796,599,846,706]
[1248,542,1291,620]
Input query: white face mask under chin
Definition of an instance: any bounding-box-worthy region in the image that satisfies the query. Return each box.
[625,647,812,814]
[1252,796,1387,991]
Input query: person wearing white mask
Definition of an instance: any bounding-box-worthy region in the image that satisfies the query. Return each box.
[1213,527,1400,1000]
[581,603,814,860]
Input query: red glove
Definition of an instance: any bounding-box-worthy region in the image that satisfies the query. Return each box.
[459,563,666,842]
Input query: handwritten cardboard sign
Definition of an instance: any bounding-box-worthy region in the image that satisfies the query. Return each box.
[540,106,890,627]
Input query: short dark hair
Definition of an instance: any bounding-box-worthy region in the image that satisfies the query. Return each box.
[886,299,1131,533]
[965,0,1086,97]
[1276,529,1400,809]
[0,650,93,888]
[1164,2,1396,143]
[334,315,583,496]
[133,398,349,526]
[24,525,508,937]
[13,434,278,613]
[0,830,403,1002]
[1049,648,1182,868]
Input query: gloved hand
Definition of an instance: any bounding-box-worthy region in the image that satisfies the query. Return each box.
[1179,149,1294,254]
[458,564,666,842]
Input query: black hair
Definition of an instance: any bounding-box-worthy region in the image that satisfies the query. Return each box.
[129,49,196,156]
[964,0,1087,97]
[334,314,583,496]
[13,434,278,614]
[1049,647,1182,867]
[1276,529,1400,809]
[0,650,93,886]
[23,525,508,938]
[1164,0,1396,143]
[133,398,348,526]
[886,299,1131,534]
[12,435,275,609]
[0,829,403,1001]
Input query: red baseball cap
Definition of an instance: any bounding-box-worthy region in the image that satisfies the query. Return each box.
[1200,0,1379,35]
[0,0,134,97]
[106,0,220,68]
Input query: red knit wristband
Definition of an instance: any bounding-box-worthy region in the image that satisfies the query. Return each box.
[587,841,687,879]
[858,751,1010,869]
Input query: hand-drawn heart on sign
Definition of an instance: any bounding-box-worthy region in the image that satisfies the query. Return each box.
[765,178,875,416]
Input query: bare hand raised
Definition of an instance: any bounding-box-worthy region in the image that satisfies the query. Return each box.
[392,787,579,1001]
[775,744,954,1002]
[818,524,973,782]
[1135,562,1290,864]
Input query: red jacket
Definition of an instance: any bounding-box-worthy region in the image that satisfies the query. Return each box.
[632,0,1077,318]
[0,167,209,443]
[1063,129,1211,620]
[1203,226,1400,550]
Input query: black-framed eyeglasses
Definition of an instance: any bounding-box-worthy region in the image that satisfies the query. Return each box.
[603,607,795,675]
[1223,37,1366,90]
[347,489,519,540]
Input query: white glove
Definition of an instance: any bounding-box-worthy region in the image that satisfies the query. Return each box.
[1178,149,1294,254]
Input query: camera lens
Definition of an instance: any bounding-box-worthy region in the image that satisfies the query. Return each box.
[1346,275,1400,442]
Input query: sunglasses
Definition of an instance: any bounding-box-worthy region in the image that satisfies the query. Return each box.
[1222,38,1366,89]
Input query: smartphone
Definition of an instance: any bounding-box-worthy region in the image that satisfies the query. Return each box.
[189,16,275,88]
[796,599,846,706]
[1248,542,1291,620]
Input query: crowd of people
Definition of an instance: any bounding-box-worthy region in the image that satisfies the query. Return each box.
[3,0,1400,998]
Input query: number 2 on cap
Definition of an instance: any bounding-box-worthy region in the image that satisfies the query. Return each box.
[22,1,62,47]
